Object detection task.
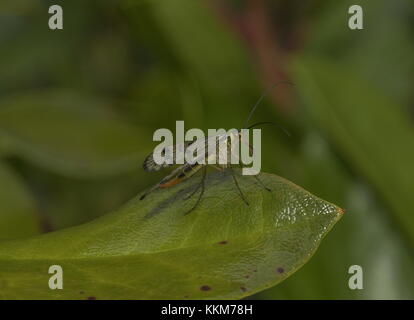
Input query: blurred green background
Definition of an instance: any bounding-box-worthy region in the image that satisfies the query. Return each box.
[0,0,413,299]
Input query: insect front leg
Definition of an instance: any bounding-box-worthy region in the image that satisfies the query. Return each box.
[244,142,271,192]
[228,164,249,206]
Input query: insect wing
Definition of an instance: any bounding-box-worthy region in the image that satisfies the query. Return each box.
[143,141,190,172]
[184,136,212,164]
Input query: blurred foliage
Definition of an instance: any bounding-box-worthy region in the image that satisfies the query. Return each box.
[0,160,39,240]
[0,90,153,178]
[0,0,413,299]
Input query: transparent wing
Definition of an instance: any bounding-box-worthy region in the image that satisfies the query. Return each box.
[143,140,192,172]
[143,134,234,171]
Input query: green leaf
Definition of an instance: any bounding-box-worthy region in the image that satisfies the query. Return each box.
[0,171,342,299]
[257,133,414,299]
[0,161,40,240]
[293,57,414,246]
[0,90,153,178]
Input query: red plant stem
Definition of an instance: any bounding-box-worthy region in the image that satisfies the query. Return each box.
[207,0,298,114]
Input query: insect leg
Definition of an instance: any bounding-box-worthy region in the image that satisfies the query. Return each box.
[183,183,201,200]
[184,165,207,215]
[139,183,159,200]
[243,141,271,192]
[183,170,203,200]
[184,163,224,200]
[253,175,272,192]
[228,165,249,206]
[210,164,224,172]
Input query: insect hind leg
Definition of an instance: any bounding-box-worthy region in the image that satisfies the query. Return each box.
[183,182,202,200]
[184,166,207,215]
[139,184,160,200]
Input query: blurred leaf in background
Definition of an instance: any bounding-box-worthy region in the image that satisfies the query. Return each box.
[0,90,153,178]
[256,0,414,299]
[0,161,40,240]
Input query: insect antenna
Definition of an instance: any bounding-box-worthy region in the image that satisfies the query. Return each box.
[246,121,291,137]
[243,81,294,129]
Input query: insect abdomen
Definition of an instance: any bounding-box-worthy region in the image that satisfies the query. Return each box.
[159,164,201,188]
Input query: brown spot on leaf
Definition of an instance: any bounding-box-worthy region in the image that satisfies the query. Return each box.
[277,267,285,274]
[200,285,211,291]
[240,287,247,292]
[87,296,96,300]
[218,240,228,245]
[244,275,250,279]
